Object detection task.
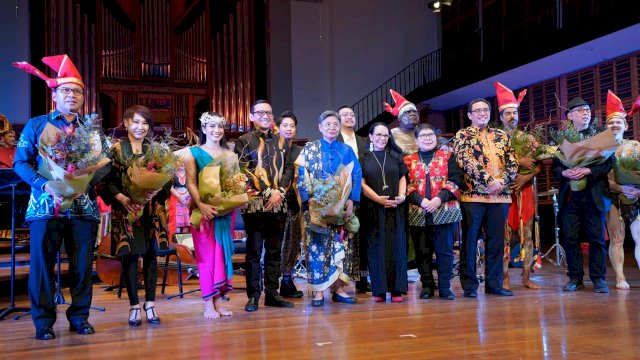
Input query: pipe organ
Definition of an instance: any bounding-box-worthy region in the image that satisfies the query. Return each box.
[40,0,260,135]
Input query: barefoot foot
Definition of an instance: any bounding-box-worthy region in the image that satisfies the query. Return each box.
[204,300,220,319]
[214,297,233,316]
[616,280,630,290]
[523,279,541,290]
[503,274,511,290]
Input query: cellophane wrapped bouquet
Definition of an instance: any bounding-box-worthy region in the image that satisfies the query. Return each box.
[38,113,110,213]
[123,140,182,220]
[190,152,254,228]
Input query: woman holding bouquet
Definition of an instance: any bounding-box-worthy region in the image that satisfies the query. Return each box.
[100,105,167,326]
[360,122,409,302]
[184,111,236,319]
[298,111,362,306]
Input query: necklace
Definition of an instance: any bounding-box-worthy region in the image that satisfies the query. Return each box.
[372,150,388,190]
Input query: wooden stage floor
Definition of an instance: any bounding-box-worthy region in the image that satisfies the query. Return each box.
[2,265,640,359]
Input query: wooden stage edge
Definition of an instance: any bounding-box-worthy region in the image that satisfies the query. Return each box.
[2,265,640,359]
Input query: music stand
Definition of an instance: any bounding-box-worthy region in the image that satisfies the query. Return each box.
[0,183,30,320]
[539,189,567,269]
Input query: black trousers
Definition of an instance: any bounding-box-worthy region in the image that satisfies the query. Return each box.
[121,250,157,306]
[459,202,509,293]
[243,212,286,299]
[559,189,607,282]
[410,222,455,291]
[28,218,97,330]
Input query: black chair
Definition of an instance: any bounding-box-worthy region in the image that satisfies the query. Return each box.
[116,245,184,299]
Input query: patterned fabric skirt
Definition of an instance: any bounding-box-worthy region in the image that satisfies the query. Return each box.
[617,196,640,226]
[303,211,355,291]
[280,209,302,274]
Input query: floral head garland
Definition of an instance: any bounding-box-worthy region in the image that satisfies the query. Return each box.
[200,112,227,127]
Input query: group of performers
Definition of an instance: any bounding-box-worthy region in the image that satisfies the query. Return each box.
[8,54,640,341]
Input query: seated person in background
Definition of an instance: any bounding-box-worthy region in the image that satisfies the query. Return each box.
[0,129,17,168]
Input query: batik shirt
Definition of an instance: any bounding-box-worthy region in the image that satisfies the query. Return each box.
[13,110,109,222]
[234,128,294,213]
[453,126,517,203]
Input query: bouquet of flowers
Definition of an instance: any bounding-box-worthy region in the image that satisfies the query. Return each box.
[509,128,540,175]
[304,161,359,233]
[613,141,640,204]
[551,121,617,191]
[123,141,182,220]
[190,152,253,228]
[38,113,110,213]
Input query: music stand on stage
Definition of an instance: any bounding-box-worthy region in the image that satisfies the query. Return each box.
[538,188,567,269]
[0,183,30,321]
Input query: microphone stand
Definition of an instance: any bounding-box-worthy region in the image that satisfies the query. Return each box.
[0,183,30,320]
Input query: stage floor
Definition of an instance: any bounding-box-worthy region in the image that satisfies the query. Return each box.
[2,265,640,359]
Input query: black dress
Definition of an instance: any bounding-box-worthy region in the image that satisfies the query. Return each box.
[359,149,409,296]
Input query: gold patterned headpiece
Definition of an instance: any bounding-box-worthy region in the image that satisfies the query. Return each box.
[200,112,226,127]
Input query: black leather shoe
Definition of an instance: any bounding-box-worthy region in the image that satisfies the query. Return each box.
[485,288,514,296]
[35,327,55,340]
[562,279,585,292]
[439,290,456,300]
[280,279,304,298]
[463,290,477,298]
[593,279,609,293]
[69,320,96,334]
[419,287,435,299]
[264,294,295,308]
[355,280,372,294]
[331,292,357,304]
[245,297,259,312]
[311,298,324,307]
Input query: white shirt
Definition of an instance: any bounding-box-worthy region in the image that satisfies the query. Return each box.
[340,130,359,158]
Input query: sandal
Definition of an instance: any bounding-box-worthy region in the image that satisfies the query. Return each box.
[144,303,161,324]
[129,307,141,327]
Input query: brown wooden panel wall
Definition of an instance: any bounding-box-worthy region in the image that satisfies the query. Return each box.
[444,50,640,194]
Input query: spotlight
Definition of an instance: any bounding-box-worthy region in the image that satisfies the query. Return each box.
[428,1,441,12]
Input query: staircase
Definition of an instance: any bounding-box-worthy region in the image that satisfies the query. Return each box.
[352,49,442,133]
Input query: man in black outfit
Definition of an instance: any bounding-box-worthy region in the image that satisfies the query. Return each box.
[336,105,371,293]
[553,97,612,293]
[235,100,295,311]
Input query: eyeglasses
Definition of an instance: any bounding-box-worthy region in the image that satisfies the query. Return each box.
[57,87,84,95]
[339,112,355,118]
[253,110,274,117]
[418,133,436,139]
[373,133,389,139]
[321,123,340,129]
[470,108,490,114]
[571,107,591,114]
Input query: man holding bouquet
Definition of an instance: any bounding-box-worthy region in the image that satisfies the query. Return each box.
[552,97,613,293]
[13,55,109,339]
[494,82,541,290]
[235,100,295,312]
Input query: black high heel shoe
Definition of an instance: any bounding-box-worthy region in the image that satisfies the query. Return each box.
[129,308,142,327]
[144,303,161,324]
